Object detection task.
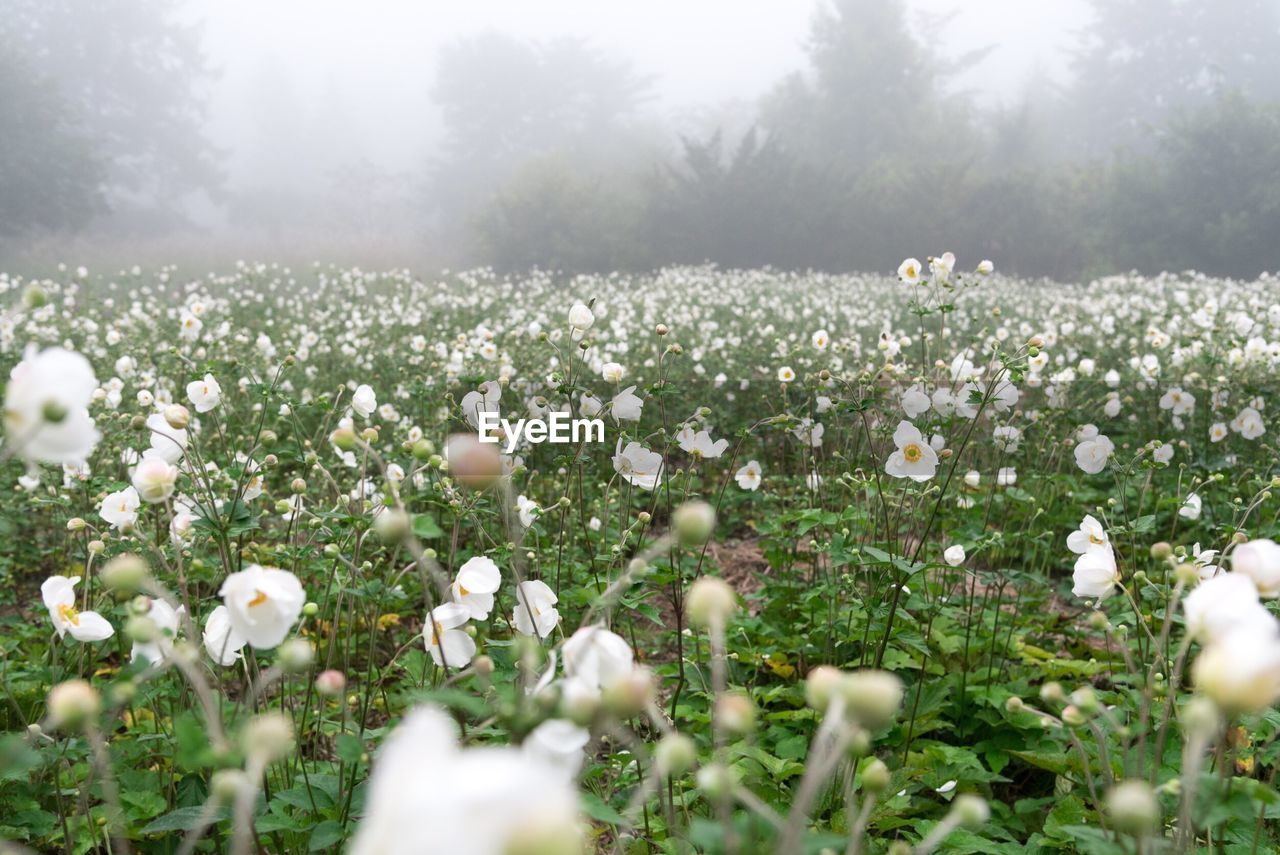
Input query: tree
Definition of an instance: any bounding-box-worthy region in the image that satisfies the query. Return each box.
[0,48,102,235]
[430,32,652,219]
[1067,0,1280,154]
[0,0,218,210]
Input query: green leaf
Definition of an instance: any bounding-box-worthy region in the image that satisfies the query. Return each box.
[412,514,444,539]
[580,792,628,826]
[141,806,229,835]
[309,820,346,851]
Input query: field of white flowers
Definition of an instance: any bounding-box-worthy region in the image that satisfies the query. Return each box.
[3,258,1280,853]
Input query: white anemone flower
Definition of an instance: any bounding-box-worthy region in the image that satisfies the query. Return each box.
[1072,544,1120,600]
[1067,514,1109,554]
[352,384,377,418]
[131,597,184,665]
[562,625,634,689]
[451,556,502,619]
[1183,573,1274,645]
[612,441,663,491]
[131,457,178,503]
[426,603,476,669]
[676,426,728,459]
[897,257,922,284]
[885,421,938,482]
[186,373,222,413]
[144,412,187,464]
[609,386,644,422]
[100,486,141,530]
[943,545,966,567]
[735,460,763,491]
[4,346,100,465]
[1074,432,1115,474]
[460,380,501,429]
[1179,492,1202,520]
[43,576,114,641]
[202,605,247,666]
[218,564,305,649]
[348,705,582,855]
[513,580,559,638]
[1232,539,1280,598]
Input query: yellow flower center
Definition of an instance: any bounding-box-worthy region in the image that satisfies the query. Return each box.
[903,443,923,463]
[248,589,269,608]
[1089,533,1105,545]
[58,603,81,626]
[457,584,470,598]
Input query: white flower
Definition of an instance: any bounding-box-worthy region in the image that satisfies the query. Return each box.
[612,441,663,491]
[460,381,502,430]
[929,252,955,283]
[426,602,475,669]
[944,545,966,567]
[179,312,202,341]
[976,259,994,275]
[202,605,247,666]
[993,425,1021,453]
[1158,387,1195,416]
[900,384,930,418]
[218,565,305,649]
[563,625,634,689]
[812,329,830,350]
[885,421,938,482]
[4,346,100,465]
[1072,543,1119,600]
[42,576,114,642]
[131,457,178,504]
[1074,432,1115,475]
[1193,625,1280,713]
[1067,514,1109,554]
[513,580,559,638]
[996,467,1017,487]
[523,718,591,779]
[145,412,187,464]
[568,302,594,332]
[578,393,603,418]
[1183,573,1273,645]
[735,460,762,491]
[452,556,502,619]
[601,362,625,383]
[609,386,644,422]
[131,597,184,665]
[898,257,922,284]
[349,706,582,855]
[516,495,539,528]
[1232,540,1280,598]
[186,374,222,413]
[100,487,141,530]
[352,384,377,418]
[963,470,980,488]
[1231,406,1265,439]
[1179,492,1202,520]
[1209,422,1228,443]
[777,366,795,383]
[676,426,728,459]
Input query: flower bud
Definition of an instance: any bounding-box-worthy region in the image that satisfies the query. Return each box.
[715,692,756,736]
[211,768,248,803]
[951,794,990,828]
[373,508,410,543]
[673,501,716,545]
[686,577,737,628]
[1106,779,1159,835]
[315,669,346,697]
[1150,541,1173,560]
[290,478,307,494]
[101,552,149,594]
[654,734,696,777]
[602,668,656,719]
[331,427,357,451]
[444,434,502,489]
[695,763,733,800]
[805,665,844,712]
[1039,682,1065,705]
[46,680,101,730]
[66,517,86,532]
[241,712,295,763]
[839,670,903,729]
[504,811,585,855]
[163,404,191,430]
[861,758,890,793]
[277,638,314,672]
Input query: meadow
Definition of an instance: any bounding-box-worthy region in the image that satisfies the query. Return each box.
[2,257,1280,853]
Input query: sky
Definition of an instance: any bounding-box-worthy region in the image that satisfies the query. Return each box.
[188,0,1092,187]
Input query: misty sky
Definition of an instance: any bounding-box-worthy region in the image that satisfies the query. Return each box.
[188,0,1091,190]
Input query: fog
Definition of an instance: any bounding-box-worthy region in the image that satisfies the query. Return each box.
[2,0,1277,278]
